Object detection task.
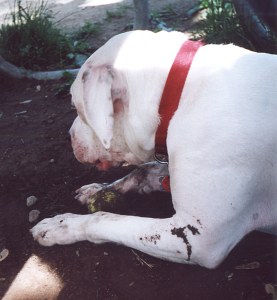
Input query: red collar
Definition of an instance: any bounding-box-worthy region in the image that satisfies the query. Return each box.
[155,40,204,157]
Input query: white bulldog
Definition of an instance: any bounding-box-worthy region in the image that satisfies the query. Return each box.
[31,31,277,268]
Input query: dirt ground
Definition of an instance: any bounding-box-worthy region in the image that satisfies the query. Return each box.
[0,0,276,299]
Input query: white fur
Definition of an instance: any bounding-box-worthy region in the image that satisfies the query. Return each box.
[31,31,277,268]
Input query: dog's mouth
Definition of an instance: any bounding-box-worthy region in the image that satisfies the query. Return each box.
[95,159,122,171]
[95,159,112,171]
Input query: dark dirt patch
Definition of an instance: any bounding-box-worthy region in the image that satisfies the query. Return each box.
[187,225,200,236]
[0,77,276,299]
[171,227,192,261]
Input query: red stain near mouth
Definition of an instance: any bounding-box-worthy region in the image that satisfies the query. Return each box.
[96,160,113,171]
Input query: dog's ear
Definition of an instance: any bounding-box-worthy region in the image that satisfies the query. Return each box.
[82,65,115,149]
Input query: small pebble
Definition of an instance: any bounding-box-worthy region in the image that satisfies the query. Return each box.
[14,110,27,116]
[19,100,32,104]
[29,210,40,223]
[49,159,55,163]
[225,271,234,281]
[26,195,38,207]
[129,281,135,287]
[0,248,9,262]
[46,118,54,124]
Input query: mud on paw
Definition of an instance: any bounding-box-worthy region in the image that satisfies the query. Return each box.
[87,188,125,213]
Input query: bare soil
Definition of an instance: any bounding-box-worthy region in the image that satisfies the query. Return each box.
[0,1,276,299]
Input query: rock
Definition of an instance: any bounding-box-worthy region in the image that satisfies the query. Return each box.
[225,271,234,281]
[0,248,9,262]
[74,54,88,67]
[26,195,38,207]
[265,283,277,300]
[67,52,75,60]
[29,210,40,223]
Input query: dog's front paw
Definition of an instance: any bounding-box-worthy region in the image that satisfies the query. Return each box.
[30,213,84,246]
[75,183,108,204]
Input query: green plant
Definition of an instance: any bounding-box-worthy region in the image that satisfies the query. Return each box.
[54,71,75,97]
[106,9,124,20]
[70,21,101,54]
[105,4,131,20]
[0,0,72,70]
[192,0,253,49]
[74,21,100,41]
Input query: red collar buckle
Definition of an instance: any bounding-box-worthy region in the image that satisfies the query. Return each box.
[161,175,171,192]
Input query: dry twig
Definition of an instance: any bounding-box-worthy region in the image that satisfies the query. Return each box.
[131,250,154,269]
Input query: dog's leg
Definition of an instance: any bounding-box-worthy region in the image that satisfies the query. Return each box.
[31,211,209,266]
[76,162,169,204]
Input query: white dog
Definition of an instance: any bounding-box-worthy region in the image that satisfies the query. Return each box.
[31,31,277,268]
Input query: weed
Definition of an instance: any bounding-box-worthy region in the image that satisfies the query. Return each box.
[0,0,72,70]
[106,9,124,20]
[192,0,253,49]
[105,4,131,20]
[54,71,75,97]
[0,1,102,70]
[70,21,101,54]
[74,21,101,41]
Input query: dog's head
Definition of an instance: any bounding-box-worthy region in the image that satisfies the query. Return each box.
[69,50,158,171]
[70,62,136,171]
[69,31,185,170]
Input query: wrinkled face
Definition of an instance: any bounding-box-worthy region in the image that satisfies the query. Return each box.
[69,63,142,171]
[69,115,141,171]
